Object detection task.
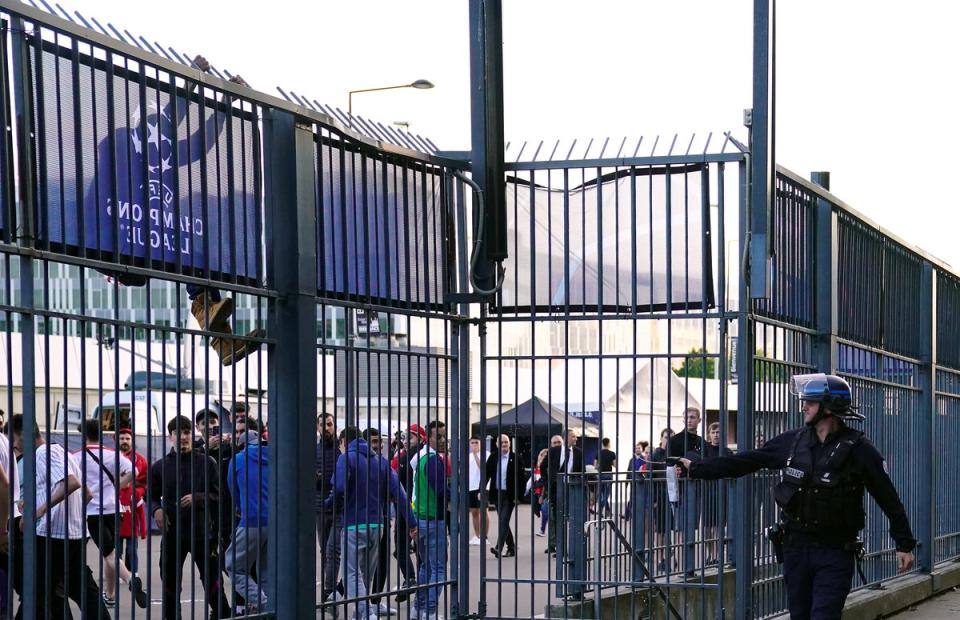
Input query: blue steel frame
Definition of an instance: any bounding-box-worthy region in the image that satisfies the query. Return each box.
[0,1,958,619]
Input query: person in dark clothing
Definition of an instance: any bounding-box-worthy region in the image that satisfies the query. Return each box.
[680,373,916,619]
[650,428,674,572]
[485,434,521,557]
[315,413,342,601]
[364,427,399,617]
[546,430,585,555]
[594,438,617,518]
[667,407,704,573]
[702,422,723,565]
[195,409,236,556]
[389,424,424,603]
[151,416,231,620]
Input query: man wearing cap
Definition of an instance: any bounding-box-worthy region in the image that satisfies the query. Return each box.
[679,373,916,619]
[225,430,270,613]
[390,424,427,601]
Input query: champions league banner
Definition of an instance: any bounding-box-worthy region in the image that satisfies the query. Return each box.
[496,165,715,313]
[32,41,259,282]
[316,141,447,308]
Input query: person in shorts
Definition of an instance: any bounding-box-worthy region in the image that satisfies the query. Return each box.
[467,436,487,545]
[75,418,147,607]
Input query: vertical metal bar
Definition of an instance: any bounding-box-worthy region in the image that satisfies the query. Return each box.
[11,16,38,620]
[916,263,935,572]
[811,171,837,373]
[263,109,318,618]
[468,0,507,283]
[735,159,755,620]
[749,0,774,299]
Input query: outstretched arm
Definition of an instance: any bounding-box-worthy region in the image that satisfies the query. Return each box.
[684,431,796,480]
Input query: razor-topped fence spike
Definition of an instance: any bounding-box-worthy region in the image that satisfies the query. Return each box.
[107,23,129,45]
[73,10,93,29]
[90,17,111,38]
[275,87,293,102]
[54,3,74,22]
[138,37,158,55]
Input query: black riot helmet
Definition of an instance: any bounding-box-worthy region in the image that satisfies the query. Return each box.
[789,373,863,422]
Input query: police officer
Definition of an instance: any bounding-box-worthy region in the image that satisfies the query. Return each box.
[678,373,916,619]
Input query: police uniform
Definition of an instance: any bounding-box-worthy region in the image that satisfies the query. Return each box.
[687,374,916,620]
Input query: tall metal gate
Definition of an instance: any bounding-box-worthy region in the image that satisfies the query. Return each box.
[1,2,960,620]
[473,139,746,619]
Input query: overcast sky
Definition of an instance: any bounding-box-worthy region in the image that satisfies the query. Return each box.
[61,0,960,268]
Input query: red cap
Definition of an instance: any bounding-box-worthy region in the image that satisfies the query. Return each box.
[117,427,133,436]
[409,424,427,441]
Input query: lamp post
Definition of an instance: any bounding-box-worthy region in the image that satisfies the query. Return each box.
[347,79,434,124]
[342,78,433,426]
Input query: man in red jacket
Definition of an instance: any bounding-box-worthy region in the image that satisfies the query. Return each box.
[116,428,148,574]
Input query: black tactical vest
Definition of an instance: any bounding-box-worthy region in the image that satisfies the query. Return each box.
[773,426,866,536]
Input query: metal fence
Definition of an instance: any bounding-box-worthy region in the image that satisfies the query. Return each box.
[0,2,958,620]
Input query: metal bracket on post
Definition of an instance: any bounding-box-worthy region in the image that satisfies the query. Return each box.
[264,109,318,619]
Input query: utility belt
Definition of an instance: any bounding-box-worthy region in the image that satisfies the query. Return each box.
[766,523,867,584]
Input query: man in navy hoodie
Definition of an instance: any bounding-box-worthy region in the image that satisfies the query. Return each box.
[326,427,418,620]
[225,431,269,613]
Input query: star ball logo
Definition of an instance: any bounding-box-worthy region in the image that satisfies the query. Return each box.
[106,102,205,256]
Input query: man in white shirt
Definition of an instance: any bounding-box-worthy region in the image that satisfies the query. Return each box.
[467,437,487,545]
[11,414,110,619]
[75,419,147,608]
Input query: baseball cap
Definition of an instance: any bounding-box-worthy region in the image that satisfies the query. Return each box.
[409,424,427,441]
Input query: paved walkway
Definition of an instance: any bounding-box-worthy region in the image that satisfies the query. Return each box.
[888,588,960,619]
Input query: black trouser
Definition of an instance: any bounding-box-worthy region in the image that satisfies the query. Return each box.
[782,543,856,620]
[160,529,231,620]
[33,536,110,619]
[393,515,417,581]
[492,490,516,552]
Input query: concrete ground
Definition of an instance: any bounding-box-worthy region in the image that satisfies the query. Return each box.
[19,502,724,618]
[888,587,960,619]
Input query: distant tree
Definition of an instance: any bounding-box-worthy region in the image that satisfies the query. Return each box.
[674,348,716,379]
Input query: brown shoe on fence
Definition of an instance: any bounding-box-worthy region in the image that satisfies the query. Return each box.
[210,324,265,367]
[190,293,234,330]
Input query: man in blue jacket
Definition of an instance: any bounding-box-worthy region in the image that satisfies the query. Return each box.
[326,426,418,620]
[225,431,269,613]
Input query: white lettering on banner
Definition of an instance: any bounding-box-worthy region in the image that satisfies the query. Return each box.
[108,180,206,257]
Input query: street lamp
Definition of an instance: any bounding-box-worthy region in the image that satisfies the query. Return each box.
[347,79,435,119]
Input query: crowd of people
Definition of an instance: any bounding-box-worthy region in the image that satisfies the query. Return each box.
[0,404,269,619]
[0,402,730,620]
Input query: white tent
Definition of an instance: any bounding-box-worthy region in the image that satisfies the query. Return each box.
[600,358,703,462]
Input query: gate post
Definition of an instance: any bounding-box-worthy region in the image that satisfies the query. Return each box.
[10,16,37,620]
[810,171,837,373]
[263,109,318,618]
[735,158,755,619]
[916,263,935,572]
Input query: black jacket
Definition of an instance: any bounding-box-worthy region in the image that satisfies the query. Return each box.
[689,426,917,552]
[485,451,521,501]
[669,430,705,460]
[149,448,221,535]
[316,435,340,509]
[547,445,585,500]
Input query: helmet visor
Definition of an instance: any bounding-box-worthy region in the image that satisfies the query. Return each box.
[789,373,830,400]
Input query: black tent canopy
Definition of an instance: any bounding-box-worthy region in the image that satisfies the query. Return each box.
[472,396,600,438]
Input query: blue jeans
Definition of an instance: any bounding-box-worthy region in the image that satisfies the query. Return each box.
[416,519,447,613]
[539,499,549,533]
